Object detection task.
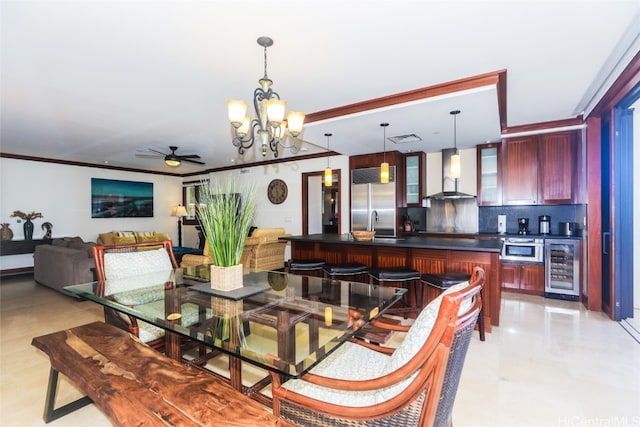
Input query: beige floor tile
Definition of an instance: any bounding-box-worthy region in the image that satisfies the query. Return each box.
[2,275,639,426]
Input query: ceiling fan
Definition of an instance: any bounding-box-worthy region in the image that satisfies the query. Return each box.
[136,146,205,167]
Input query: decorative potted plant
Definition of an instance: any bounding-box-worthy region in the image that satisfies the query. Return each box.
[197,178,256,291]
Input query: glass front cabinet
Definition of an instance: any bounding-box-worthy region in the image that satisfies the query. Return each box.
[403,152,425,206]
[476,142,502,206]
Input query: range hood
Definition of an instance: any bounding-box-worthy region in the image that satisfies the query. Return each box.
[427,148,476,200]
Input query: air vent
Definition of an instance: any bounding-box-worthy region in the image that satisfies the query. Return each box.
[388,134,422,144]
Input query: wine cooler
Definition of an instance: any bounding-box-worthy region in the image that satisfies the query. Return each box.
[544,239,580,300]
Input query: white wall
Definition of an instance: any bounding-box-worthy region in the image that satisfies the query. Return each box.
[188,154,350,260]
[1,154,350,269]
[0,158,183,269]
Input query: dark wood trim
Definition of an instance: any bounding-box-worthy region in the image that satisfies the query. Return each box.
[1,150,339,177]
[585,116,602,312]
[588,49,640,118]
[2,71,507,177]
[0,266,35,277]
[301,171,319,235]
[501,117,584,136]
[583,49,640,318]
[305,70,507,128]
[0,152,184,177]
[302,170,342,236]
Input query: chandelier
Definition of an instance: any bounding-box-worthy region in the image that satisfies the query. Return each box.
[227,36,305,158]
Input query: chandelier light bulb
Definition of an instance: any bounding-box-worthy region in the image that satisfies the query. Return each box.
[266,99,286,126]
[227,100,248,126]
[287,111,305,137]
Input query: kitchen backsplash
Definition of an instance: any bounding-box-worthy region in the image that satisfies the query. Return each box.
[478,204,587,235]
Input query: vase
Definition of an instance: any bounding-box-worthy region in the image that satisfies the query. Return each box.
[210,264,243,291]
[23,219,34,240]
[0,223,13,241]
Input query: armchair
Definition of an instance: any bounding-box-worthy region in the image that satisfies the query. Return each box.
[181,227,289,272]
[270,267,485,427]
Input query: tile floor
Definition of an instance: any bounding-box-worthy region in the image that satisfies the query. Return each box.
[1,275,639,427]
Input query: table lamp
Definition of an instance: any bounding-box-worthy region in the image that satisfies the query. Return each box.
[172,205,188,247]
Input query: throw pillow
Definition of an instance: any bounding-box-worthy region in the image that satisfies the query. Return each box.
[113,235,136,245]
[155,232,171,242]
[135,232,157,243]
[98,232,116,245]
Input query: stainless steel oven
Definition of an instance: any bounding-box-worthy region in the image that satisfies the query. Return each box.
[500,237,544,263]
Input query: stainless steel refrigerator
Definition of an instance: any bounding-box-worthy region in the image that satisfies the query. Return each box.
[351,166,397,236]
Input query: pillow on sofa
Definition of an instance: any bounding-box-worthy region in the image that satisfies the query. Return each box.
[135,231,157,243]
[156,232,171,242]
[98,232,116,245]
[114,235,136,245]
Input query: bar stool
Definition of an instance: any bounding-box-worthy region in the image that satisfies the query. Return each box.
[368,268,421,319]
[421,272,485,341]
[286,259,326,277]
[322,262,369,282]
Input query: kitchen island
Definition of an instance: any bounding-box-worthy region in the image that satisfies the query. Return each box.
[281,233,503,330]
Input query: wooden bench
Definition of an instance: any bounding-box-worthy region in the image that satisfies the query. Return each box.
[31,321,284,426]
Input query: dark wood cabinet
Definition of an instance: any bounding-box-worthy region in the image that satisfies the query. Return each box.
[403,152,426,206]
[0,239,50,256]
[502,136,539,205]
[499,130,579,206]
[501,262,544,295]
[539,131,577,204]
[476,142,502,206]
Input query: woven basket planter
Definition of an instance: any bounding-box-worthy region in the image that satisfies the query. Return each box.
[210,264,243,291]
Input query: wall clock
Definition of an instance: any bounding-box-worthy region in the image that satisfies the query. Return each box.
[267,179,288,204]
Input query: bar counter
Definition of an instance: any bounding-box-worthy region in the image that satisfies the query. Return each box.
[281,233,503,330]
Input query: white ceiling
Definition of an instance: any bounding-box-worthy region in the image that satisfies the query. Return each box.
[2,1,639,174]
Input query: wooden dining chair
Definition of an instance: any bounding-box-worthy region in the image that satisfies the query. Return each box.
[91,240,180,351]
[270,267,485,427]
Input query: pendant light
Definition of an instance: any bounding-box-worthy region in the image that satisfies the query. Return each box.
[449,110,461,179]
[324,133,333,187]
[380,123,390,183]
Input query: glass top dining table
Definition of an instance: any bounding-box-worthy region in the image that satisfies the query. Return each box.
[65,265,405,399]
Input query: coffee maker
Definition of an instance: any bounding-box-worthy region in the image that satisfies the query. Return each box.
[517,218,530,235]
[539,215,551,234]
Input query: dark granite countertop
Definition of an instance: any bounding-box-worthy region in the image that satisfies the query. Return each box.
[407,231,584,240]
[281,233,503,253]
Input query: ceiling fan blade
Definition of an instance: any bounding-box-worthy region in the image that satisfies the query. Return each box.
[183,158,205,165]
[176,154,201,159]
[135,153,164,158]
[148,148,168,156]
